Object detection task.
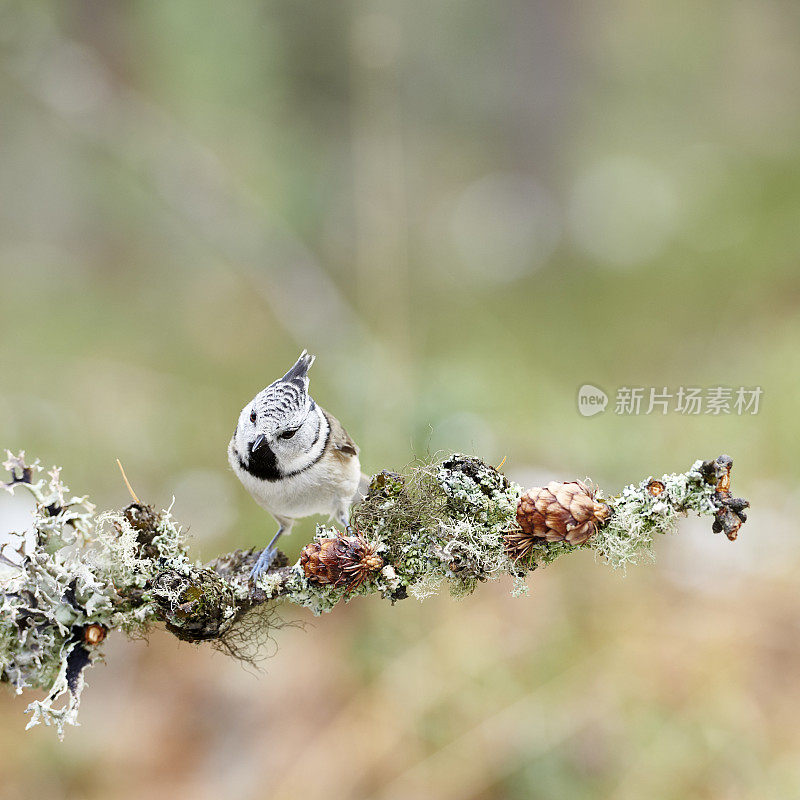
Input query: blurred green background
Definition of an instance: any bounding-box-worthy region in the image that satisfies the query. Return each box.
[1,1,799,798]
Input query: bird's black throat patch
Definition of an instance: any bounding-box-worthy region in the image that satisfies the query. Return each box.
[240,440,282,482]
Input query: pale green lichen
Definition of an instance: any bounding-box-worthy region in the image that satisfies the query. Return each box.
[252,571,285,600]
[406,571,444,601]
[590,460,719,570]
[351,463,445,591]
[91,506,190,634]
[350,454,522,601]
[0,451,187,737]
[281,451,526,612]
[435,455,522,597]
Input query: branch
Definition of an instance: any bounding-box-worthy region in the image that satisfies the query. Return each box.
[0,450,748,737]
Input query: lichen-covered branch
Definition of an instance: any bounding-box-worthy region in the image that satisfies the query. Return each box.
[0,450,748,737]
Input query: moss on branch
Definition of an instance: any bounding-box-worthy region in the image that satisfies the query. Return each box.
[0,450,748,737]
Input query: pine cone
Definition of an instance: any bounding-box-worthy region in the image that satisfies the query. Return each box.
[507,481,610,558]
[300,532,384,591]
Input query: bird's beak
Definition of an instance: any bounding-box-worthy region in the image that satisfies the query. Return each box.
[251,434,267,453]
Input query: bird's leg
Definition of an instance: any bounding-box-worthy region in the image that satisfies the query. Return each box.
[335,507,353,535]
[249,529,282,580]
[250,518,292,581]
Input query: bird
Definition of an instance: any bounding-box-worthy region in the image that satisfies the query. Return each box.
[228,351,363,581]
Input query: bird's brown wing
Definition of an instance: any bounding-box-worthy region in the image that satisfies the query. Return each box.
[324,410,359,459]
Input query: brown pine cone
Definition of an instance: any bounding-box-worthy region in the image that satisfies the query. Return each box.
[507,481,610,558]
[300,532,384,591]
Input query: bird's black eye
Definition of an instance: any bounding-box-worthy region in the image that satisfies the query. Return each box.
[279,427,299,440]
[249,410,257,423]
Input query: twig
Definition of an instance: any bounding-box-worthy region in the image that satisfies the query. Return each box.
[116,459,141,504]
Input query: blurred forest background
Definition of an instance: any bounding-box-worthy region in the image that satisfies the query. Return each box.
[1,1,799,798]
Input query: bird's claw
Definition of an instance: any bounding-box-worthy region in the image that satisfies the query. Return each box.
[250,547,278,583]
[337,514,353,535]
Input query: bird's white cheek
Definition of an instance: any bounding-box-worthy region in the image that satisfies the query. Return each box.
[275,443,300,471]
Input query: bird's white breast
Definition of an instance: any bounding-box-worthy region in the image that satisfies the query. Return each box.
[229,440,360,522]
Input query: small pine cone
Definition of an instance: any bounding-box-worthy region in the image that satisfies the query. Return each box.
[300,532,384,591]
[510,481,610,556]
[299,539,339,585]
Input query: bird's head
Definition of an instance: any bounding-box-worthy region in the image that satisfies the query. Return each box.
[233,351,325,479]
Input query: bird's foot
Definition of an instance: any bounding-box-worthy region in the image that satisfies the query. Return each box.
[336,512,353,535]
[250,547,278,583]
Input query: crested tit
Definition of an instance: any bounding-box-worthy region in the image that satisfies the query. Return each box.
[228,351,362,580]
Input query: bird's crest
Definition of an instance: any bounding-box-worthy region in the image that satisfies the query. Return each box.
[280,350,315,391]
[253,350,316,432]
